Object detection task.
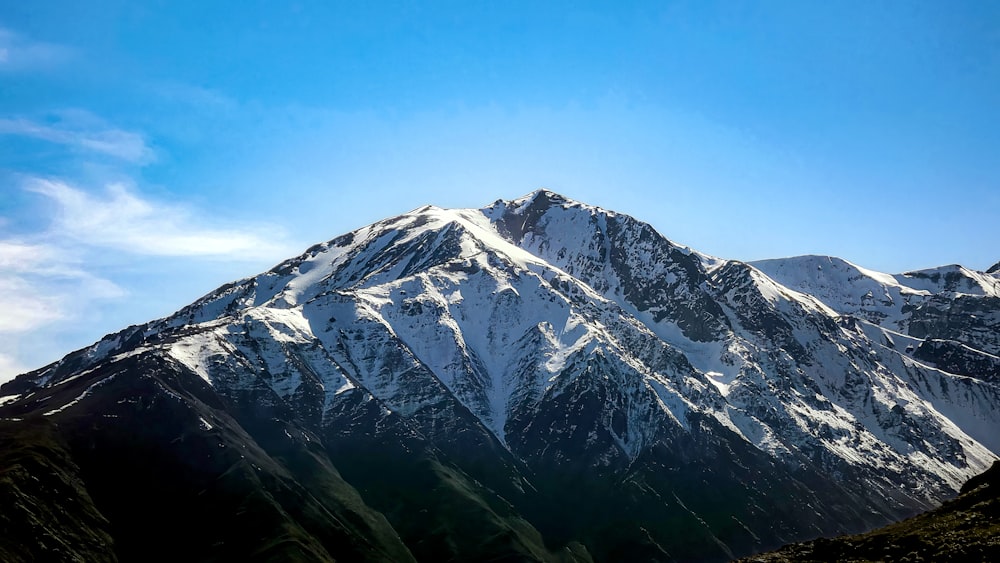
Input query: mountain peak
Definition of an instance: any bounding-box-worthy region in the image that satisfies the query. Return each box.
[2,190,998,563]
[500,189,606,219]
[517,188,572,206]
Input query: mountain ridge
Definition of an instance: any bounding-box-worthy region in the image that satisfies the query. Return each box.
[1,190,997,561]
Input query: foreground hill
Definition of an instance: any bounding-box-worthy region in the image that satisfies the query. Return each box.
[739,461,1000,562]
[1,191,997,561]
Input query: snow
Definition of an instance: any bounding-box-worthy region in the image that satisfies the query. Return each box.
[704,371,734,396]
[747,265,839,317]
[43,374,117,416]
[22,190,998,504]
[167,332,218,384]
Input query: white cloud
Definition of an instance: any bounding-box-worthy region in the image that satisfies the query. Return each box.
[0,352,29,384]
[0,114,154,163]
[0,27,73,71]
[0,179,293,379]
[0,240,126,333]
[0,237,126,381]
[154,82,240,113]
[27,179,289,259]
[0,275,66,333]
[0,240,57,272]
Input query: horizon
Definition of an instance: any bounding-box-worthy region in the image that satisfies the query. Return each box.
[2,1,998,379]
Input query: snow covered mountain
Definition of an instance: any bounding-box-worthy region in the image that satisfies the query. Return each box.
[1,190,998,562]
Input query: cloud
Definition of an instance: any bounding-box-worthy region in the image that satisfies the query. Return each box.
[0,275,65,333]
[0,262,122,382]
[0,27,73,72]
[27,179,289,259]
[153,83,240,113]
[0,113,154,163]
[0,240,58,272]
[0,240,126,334]
[0,179,292,378]
[0,352,29,385]
[0,238,126,382]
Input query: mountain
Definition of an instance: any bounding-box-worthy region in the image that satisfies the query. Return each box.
[738,460,1000,562]
[1,190,997,562]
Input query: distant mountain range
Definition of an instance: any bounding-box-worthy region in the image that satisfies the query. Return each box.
[1,190,997,562]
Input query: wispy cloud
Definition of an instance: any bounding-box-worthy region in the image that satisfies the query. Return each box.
[0,239,126,382]
[0,112,154,163]
[0,179,293,382]
[0,273,65,333]
[0,27,73,72]
[0,240,126,333]
[153,82,240,113]
[27,179,289,259]
[0,352,29,382]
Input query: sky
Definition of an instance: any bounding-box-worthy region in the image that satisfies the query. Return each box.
[1,1,998,381]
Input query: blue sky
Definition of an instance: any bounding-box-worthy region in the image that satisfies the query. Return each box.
[1,1,998,379]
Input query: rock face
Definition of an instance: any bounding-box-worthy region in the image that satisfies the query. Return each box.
[1,190,998,562]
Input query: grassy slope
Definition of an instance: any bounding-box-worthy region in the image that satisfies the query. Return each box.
[739,461,1000,562]
[0,419,116,563]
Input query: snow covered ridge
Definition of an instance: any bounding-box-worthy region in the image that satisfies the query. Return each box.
[11,191,1000,468]
[3,190,999,546]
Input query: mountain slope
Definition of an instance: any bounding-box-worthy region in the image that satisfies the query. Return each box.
[739,460,1000,562]
[1,190,997,561]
